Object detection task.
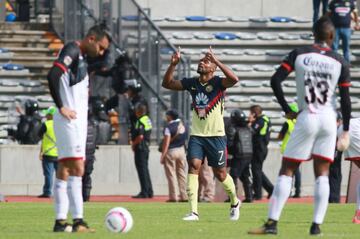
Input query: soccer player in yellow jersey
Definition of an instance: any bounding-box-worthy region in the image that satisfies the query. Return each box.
[162,47,240,221]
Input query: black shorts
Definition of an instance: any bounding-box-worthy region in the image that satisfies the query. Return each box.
[187,136,227,168]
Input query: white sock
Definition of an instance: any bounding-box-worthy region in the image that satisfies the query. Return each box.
[357,181,360,210]
[268,175,292,221]
[313,176,330,224]
[67,176,84,219]
[54,178,69,220]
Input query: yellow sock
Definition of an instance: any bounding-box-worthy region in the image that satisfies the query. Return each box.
[187,174,199,214]
[222,174,239,206]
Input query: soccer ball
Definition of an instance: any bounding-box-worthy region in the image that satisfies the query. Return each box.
[105,207,133,233]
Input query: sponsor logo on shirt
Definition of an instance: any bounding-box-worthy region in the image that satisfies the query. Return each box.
[303,56,335,71]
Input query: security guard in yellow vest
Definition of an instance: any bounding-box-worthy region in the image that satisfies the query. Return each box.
[278,102,301,198]
[248,105,274,200]
[38,106,58,198]
[131,102,153,198]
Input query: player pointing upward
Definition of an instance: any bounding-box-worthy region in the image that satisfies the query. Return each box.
[162,46,241,221]
[249,16,351,235]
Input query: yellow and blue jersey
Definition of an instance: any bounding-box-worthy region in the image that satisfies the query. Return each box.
[181,76,225,137]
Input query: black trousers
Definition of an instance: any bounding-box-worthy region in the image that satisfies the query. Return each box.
[82,155,95,202]
[134,149,153,197]
[252,149,274,199]
[230,157,253,200]
[230,157,252,186]
[329,152,342,203]
[293,168,301,195]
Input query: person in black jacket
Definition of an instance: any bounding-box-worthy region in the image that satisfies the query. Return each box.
[82,106,98,202]
[226,109,253,203]
[14,99,42,144]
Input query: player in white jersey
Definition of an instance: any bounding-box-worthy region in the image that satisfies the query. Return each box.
[338,118,360,224]
[47,25,110,233]
[249,17,351,235]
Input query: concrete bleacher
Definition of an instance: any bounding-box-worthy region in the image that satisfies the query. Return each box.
[0,22,57,140]
[121,15,360,139]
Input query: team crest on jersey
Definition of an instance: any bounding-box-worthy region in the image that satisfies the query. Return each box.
[205,85,213,93]
[193,91,224,120]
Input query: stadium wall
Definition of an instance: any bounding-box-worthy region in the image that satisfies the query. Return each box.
[136,0,313,18]
[0,145,351,198]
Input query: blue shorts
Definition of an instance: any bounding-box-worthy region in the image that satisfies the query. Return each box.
[187,136,227,168]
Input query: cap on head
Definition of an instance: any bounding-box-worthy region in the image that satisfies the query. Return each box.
[46,106,57,115]
[289,102,299,113]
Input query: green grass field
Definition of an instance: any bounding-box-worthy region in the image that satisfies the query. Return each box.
[0,202,359,238]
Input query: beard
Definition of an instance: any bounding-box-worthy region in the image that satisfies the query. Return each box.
[197,66,204,74]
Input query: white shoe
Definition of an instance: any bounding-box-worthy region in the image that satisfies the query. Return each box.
[182,212,199,221]
[229,200,241,221]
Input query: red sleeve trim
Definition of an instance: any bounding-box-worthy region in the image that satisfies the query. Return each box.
[281,63,293,72]
[345,156,360,161]
[54,62,67,73]
[312,154,333,163]
[59,157,84,162]
[283,156,310,163]
[338,82,351,87]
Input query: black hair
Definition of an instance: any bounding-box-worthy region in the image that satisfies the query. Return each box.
[86,25,112,42]
[250,105,262,115]
[166,109,179,120]
[313,16,335,42]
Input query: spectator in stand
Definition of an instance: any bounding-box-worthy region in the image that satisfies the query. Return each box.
[278,103,301,198]
[160,109,188,202]
[327,0,360,63]
[313,0,329,23]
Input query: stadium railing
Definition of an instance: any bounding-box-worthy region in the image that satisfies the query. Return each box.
[49,0,191,143]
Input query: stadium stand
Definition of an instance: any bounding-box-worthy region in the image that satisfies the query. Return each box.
[134,15,360,139]
[0,21,58,140]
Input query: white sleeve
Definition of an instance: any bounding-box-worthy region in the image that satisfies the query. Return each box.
[164,127,171,136]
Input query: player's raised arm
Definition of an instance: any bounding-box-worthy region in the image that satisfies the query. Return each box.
[205,46,239,88]
[162,47,184,91]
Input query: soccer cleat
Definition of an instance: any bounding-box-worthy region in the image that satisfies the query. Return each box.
[352,209,360,224]
[182,212,199,221]
[37,194,51,198]
[310,222,321,235]
[72,219,95,233]
[53,220,72,233]
[229,201,241,221]
[248,219,278,235]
